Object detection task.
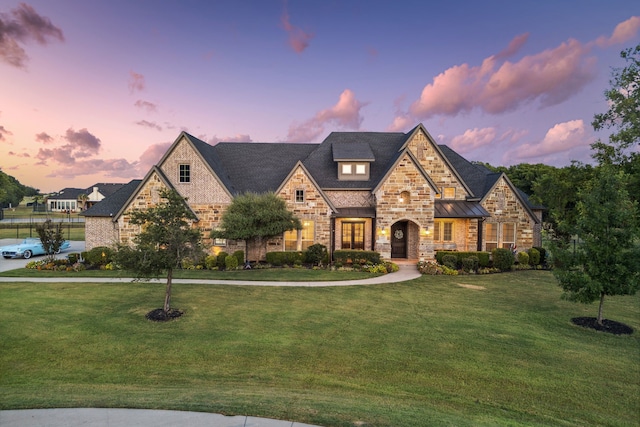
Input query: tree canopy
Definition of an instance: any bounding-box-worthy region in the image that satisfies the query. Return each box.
[0,169,39,208]
[115,188,203,316]
[211,192,301,261]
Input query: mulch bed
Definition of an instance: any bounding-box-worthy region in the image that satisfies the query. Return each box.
[571,317,634,335]
[145,308,184,322]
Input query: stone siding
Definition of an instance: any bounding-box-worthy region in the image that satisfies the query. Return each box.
[374,152,435,260]
[482,176,536,250]
[325,190,373,208]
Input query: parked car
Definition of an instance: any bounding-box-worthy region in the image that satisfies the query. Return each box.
[0,238,71,259]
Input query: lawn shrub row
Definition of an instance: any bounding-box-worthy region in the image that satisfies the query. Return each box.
[333,250,381,265]
[435,251,490,269]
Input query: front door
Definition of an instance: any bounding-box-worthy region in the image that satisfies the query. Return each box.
[391,221,407,258]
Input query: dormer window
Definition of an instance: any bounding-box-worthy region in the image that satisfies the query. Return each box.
[333,142,375,181]
[342,164,352,175]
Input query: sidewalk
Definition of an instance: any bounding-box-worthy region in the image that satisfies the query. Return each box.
[0,255,421,426]
[0,408,320,427]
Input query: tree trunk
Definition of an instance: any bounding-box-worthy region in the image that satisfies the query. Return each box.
[597,291,605,326]
[164,267,173,312]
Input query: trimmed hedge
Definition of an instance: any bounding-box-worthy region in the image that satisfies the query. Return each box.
[266,251,305,266]
[492,248,515,271]
[527,247,541,266]
[435,251,490,268]
[333,250,381,265]
[305,243,328,266]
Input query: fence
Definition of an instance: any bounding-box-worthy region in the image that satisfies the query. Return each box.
[0,221,85,240]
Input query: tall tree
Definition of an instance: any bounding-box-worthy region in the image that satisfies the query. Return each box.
[115,188,203,317]
[211,192,301,261]
[591,44,639,166]
[553,166,638,325]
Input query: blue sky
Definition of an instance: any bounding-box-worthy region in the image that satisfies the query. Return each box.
[0,0,638,192]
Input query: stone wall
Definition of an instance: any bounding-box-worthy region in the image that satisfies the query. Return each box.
[325,190,373,208]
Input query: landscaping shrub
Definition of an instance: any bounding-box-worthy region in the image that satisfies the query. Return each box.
[265,251,304,266]
[67,253,80,264]
[492,248,515,271]
[333,250,381,265]
[517,251,530,266]
[205,255,217,270]
[217,251,229,269]
[417,261,443,275]
[305,243,328,266]
[232,250,245,266]
[442,254,458,269]
[225,254,239,270]
[533,246,547,266]
[436,251,490,268]
[527,247,541,266]
[462,255,479,272]
[84,246,114,267]
[385,261,399,273]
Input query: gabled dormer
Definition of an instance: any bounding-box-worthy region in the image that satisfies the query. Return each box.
[332,142,375,181]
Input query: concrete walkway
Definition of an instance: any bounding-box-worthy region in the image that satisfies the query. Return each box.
[0,243,421,426]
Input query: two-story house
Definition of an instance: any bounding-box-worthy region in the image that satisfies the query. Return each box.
[82,124,543,261]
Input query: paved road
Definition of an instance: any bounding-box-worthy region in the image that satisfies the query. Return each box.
[0,239,85,273]
[0,242,421,426]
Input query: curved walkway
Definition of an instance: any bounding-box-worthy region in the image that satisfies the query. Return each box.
[0,252,421,427]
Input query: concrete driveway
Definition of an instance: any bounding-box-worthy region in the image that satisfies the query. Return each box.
[0,239,85,273]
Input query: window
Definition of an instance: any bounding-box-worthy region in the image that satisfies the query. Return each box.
[485,223,498,251]
[342,164,352,174]
[213,238,227,246]
[434,220,454,242]
[355,164,366,174]
[284,220,314,251]
[443,187,456,199]
[342,222,365,250]
[179,164,190,183]
[295,189,304,203]
[502,223,516,249]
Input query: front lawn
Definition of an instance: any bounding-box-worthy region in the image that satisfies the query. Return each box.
[0,271,638,426]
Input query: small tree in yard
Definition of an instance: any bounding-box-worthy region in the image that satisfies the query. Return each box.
[553,165,639,326]
[115,188,203,320]
[35,219,65,262]
[211,192,301,262]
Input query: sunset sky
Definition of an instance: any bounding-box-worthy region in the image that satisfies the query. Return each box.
[1,1,639,193]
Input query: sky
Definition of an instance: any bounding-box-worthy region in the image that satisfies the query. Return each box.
[0,0,639,193]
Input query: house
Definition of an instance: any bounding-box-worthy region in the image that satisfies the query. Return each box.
[82,124,543,261]
[48,183,126,212]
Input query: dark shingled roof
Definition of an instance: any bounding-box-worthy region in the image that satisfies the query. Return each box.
[303,131,408,189]
[47,188,86,200]
[332,142,375,161]
[81,180,142,217]
[435,200,490,218]
[87,183,126,197]
[212,142,319,194]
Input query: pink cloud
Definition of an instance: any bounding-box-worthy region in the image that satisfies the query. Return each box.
[137,142,171,172]
[595,16,640,47]
[505,120,589,162]
[494,33,529,60]
[128,71,145,93]
[0,3,64,68]
[404,36,596,122]
[8,151,30,157]
[35,131,53,143]
[44,158,141,180]
[287,89,367,142]
[134,100,158,112]
[35,127,101,165]
[135,120,162,131]
[0,125,13,141]
[450,127,497,152]
[281,3,313,53]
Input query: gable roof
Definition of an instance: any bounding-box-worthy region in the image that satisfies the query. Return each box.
[87,183,126,197]
[303,131,408,189]
[47,188,86,200]
[81,180,142,217]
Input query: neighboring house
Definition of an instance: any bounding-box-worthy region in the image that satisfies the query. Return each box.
[82,124,543,261]
[48,183,126,212]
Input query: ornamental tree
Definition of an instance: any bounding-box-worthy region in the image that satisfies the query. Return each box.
[115,188,203,317]
[35,219,66,262]
[211,192,301,262]
[553,165,639,326]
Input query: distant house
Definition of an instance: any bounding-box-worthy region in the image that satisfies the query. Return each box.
[82,123,543,261]
[47,183,126,212]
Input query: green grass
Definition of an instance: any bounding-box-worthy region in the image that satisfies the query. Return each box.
[1,271,638,426]
[0,267,377,281]
[0,223,85,240]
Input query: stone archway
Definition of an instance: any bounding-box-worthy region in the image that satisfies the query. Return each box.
[390,220,420,259]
